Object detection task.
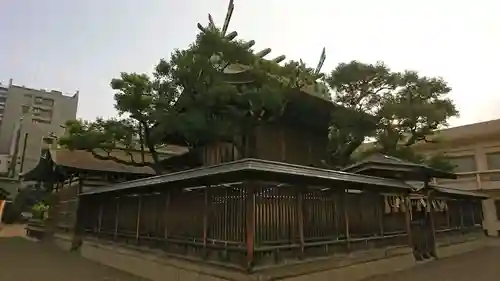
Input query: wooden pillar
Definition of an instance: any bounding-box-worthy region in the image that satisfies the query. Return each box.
[404,195,413,249]
[245,182,256,270]
[203,185,210,256]
[73,178,84,238]
[378,195,384,236]
[343,190,350,250]
[333,192,340,238]
[426,191,438,258]
[445,199,451,229]
[164,191,171,245]
[459,200,465,231]
[114,197,120,241]
[136,195,142,244]
[97,199,103,238]
[297,188,305,257]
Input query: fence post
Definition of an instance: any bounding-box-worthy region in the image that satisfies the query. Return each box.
[245,181,256,271]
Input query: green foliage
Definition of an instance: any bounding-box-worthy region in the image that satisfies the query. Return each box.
[58,22,457,173]
[59,118,137,152]
[59,28,324,173]
[32,202,49,220]
[325,61,458,168]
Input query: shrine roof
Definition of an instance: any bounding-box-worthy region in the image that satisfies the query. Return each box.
[343,153,457,180]
[80,158,414,196]
[50,149,156,174]
[22,147,189,181]
[425,185,488,199]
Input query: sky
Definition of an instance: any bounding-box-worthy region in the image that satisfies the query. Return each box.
[1,0,498,127]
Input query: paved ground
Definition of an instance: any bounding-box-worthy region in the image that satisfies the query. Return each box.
[0,224,148,281]
[0,223,26,238]
[1,224,500,281]
[363,246,500,281]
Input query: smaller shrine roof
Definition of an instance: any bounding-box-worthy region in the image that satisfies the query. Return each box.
[343,153,457,180]
[424,185,488,199]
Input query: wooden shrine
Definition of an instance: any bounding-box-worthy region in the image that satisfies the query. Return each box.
[344,153,487,260]
[22,148,158,249]
[70,2,489,280]
[78,159,415,272]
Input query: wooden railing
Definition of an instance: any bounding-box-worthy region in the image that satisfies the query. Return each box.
[79,181,414,270]
[77,179,484,271]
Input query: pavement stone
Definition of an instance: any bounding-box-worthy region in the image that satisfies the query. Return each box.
[1,224,499,281]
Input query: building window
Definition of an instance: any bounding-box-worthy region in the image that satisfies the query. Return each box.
[449,155,477,173]
[486,152,500,169]
[32,107,52,119]
[43,137,54,145]
[23,94,32,105]
[486,152,500,180]
[32,118,50,125]
[21,105,30,114]
[495,200,500,220]
[34,97,54,107]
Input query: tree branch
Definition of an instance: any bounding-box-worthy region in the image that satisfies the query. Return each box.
[89,149,153,168]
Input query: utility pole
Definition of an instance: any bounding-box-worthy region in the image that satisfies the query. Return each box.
[8,117,24,178]
[19,132,28,175]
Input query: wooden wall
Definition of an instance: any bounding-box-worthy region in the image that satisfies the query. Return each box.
[254,124,327,166]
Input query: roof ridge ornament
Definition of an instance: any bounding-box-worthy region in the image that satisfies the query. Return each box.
[196,0,330,100]
[314,47,326,75]
[221,0,234,36]
[197,0,284,64]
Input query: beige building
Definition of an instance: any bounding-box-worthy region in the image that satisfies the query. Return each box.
[415,119,500,236]
[0,81,78,177]
[0,81,10,127]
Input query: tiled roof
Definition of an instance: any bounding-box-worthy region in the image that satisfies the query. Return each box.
[49,146,187,175]
[343,153,421,172]
[359,154,421,167]
[50,149,155,174]
[343,153,456,180]
[80,158,414,196]
[428,185,488,199]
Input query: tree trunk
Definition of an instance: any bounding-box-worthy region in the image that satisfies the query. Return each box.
[142,123,164,174]
[139,123,146,164]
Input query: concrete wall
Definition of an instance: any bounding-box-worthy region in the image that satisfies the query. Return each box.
[0,155,9,174]
[414,119,500,236]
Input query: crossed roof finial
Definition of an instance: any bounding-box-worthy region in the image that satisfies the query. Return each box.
[196,0,328,96]
[197,0,285,62]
